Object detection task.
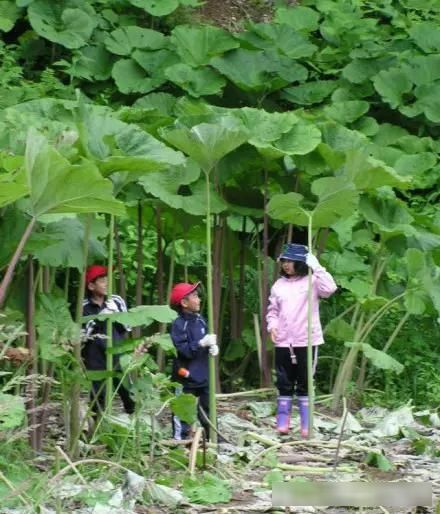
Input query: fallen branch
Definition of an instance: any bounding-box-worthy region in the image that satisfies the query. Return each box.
[216,388,274,399]
[56,446,87,485]
[333,397,348,471]
[278,463,355,473]
[188,427,203,475]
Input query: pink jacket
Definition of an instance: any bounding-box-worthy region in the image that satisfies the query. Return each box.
[266,265,337,347]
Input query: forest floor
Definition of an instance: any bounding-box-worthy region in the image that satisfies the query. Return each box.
[2,393,439,513]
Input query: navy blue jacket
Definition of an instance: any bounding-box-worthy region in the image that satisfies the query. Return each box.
[82,295,128,371]
[170,311,209,389]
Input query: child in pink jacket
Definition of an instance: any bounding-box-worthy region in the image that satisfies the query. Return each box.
[266,243,337,437]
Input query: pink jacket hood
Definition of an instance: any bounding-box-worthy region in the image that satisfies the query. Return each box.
[266,265,337,347]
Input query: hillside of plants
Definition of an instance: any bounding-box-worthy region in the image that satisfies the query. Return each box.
[0,0,439,512]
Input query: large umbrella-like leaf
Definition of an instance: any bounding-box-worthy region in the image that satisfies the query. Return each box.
[100,124,185,176]
[267,177,359,228]
[25,130,124,217]
[28,0,98,49]
[160,116,248,173]
[341,150,412,190]
[171,24,239,67]
[359,196,414,234]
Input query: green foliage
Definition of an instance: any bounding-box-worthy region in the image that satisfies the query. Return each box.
[82,304,177,327]
[364,451,394,472]
[0,392,25,429]
[169,393,197,424]
[182,472,232,504]
[35,293,79,361]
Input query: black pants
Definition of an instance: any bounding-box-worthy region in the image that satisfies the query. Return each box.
[172,386,210,440]
[275,346,317,397]
[90,378,135,415]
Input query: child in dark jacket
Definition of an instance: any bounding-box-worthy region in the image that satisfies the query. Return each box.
[169,282,218,440]
[82,265,135,416]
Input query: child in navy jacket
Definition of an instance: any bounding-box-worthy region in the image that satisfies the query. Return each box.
[169,282,218,440]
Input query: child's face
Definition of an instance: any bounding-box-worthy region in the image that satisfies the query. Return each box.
[181,291,201,312]
[88,276,108,297]
[280,259,295,276]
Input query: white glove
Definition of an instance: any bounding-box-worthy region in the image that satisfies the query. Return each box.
[199,334,217,347]
[305,253,320,271]
[209,344,219,357]
[101,298,119,314]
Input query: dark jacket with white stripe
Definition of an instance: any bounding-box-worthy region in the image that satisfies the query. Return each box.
[82,294,128,370]
[170,311,209,389]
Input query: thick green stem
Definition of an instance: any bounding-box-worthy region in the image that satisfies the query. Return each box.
[106,215,115,410]
[205,170,217,444]
[69,215,91,456]
[0,216,36,309]
[306,215,314,438]
[382,312,410,353]
[358,293,406,343]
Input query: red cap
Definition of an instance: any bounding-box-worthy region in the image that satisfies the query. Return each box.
[169,282,200,306]
[85,265,108,285]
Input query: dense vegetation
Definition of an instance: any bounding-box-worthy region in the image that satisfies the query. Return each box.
[0,0,439,511]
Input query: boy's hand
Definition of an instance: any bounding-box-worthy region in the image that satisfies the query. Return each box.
[134,341,149,356]
[209,344,219,357]
[199,334,217,347]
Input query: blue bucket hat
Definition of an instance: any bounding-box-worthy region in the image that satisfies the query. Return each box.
[278,243,308,263]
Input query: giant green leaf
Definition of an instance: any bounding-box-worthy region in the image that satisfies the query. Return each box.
[235,108,298,144]
[310,176,359,227]
[324,100,369,124]
[320,122,367,152]
[409,21,440,53]
[112,58,159,94]
[282,80,337,105]
[171,25,239,66]
[104,26,166,56]
[82,305,177,327]
[242,23,317,59]
[25,130,125,217]
[324,250,370,275]
[274,6,320,33]
[359,196,414,233]
[100,124,184,176]
[268,177,358,228]
[28,0,98,49]
[342,150,411,190]
[0,168,29,207]
[408,82,440,123]
[345,342,403,374]
[402,55,440,87]
[141,174,226,215]
[394,153,437,177]
[128,0,178,16]
[342,57,397,84]
[0,1,19,32]
[28,217,107,269]
[73,45,113,81]
[373,68,412,108]
[165,63,226,98]
[266,192,309,226]
[160,116,249,172]
[273,122,322,156]
[210,49,283,92]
